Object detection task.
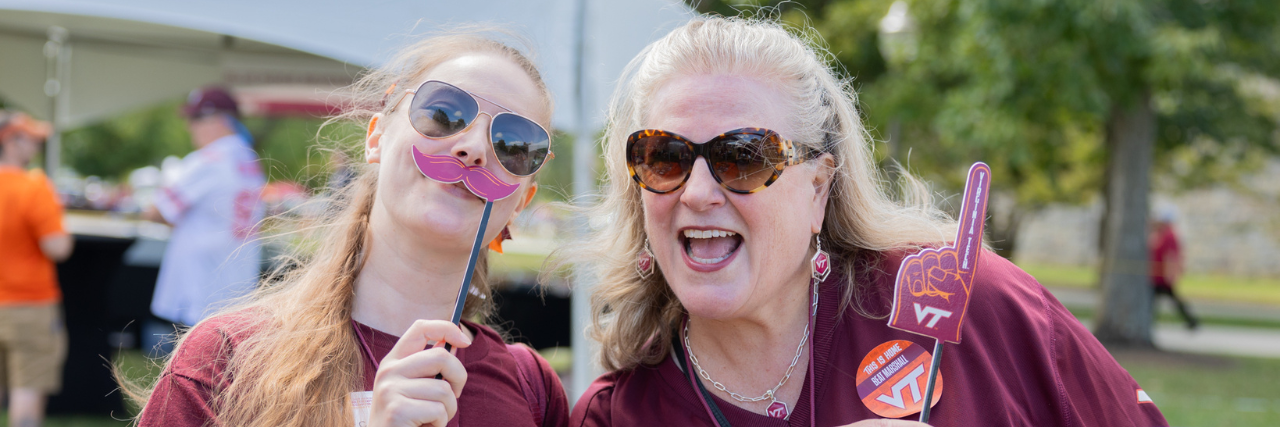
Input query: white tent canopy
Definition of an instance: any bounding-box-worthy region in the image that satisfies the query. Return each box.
[0,8,357,128]
[0,0,693,131]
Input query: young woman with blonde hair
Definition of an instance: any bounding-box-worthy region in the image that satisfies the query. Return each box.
[561,16,1167,427]
[128,32,567,427]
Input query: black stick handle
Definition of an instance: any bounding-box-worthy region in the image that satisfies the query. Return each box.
[451,201,493,325]
[434,201,493,381]
[918,339,944,424]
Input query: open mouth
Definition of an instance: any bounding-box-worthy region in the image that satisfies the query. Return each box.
[680,229,743,265]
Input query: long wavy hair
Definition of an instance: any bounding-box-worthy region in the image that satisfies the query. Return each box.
[119,30,553,427]
[546,16,955,372]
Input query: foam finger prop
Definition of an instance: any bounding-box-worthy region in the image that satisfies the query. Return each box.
[412,146,520,349]
[887,162,991,424]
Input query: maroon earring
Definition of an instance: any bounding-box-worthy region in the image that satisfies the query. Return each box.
[637,238,656,279]
[811,235,831,283]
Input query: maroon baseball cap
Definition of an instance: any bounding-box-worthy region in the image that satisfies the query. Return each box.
[182,86,240,118]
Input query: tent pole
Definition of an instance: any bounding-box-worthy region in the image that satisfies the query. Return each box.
[43,26,69,175]
[570,0,598,406]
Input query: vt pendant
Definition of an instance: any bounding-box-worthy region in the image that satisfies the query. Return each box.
[636,246,655,279]
[766,400,789,419]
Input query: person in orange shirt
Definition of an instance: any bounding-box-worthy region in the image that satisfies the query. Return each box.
[0,110,73,427]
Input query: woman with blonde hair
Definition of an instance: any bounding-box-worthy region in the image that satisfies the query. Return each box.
[562,17,1166,426]
[129,32,567,427]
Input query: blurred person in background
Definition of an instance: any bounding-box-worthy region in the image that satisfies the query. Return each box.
[140,87,265,356]
[0,110,72,427]
[1150,208,1198,330]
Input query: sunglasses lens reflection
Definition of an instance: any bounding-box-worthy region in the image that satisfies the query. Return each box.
[409,82,479,138]
[491,113,550,176]
[629,133,693,192]
[709,132,784,192]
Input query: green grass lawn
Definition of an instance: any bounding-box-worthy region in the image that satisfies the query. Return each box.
[489,251,552,276]
[1018,263,1280,306]
[1066,306,1280,329]
[1115,350,1280,427]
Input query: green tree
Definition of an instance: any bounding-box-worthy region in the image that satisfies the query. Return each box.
[247,116,361,189]
[61,100,364,190]
[62,102,191,180]
[689,0,1280,346]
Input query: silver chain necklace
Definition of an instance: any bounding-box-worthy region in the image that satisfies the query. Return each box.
[683,278,819,408]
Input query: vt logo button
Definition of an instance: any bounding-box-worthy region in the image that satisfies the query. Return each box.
[855,340,944,418]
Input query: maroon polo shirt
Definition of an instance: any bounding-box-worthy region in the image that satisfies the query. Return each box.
[139,315,568,427]
[571,251,1167,427]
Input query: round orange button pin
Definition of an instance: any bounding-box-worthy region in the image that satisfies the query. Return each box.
[855,340,943,419]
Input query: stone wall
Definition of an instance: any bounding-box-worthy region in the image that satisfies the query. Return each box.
[1014,160,1280,277]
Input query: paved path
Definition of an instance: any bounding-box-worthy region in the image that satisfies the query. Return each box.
[1048,286,1280,358]
[1152,324,1280,359]
[1073,319,1280,359]
[1047,286,1280,323]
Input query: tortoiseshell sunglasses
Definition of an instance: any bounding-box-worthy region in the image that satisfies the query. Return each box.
[625,128,815,194]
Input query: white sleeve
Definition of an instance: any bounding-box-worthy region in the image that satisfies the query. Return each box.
[155,152,221,223]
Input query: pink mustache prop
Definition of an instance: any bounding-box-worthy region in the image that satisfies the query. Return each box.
[411,145,520,202]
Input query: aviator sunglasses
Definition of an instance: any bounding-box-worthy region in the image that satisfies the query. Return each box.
[387,80,552,176]
[625,128,816,194]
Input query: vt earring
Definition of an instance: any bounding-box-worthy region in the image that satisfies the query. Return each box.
[636,238,656,279]
[811,235,831,283]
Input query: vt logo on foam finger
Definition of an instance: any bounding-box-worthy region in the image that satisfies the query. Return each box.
[888,163,991,343]
[912,304,953,328]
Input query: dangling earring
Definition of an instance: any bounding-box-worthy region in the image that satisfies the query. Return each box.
[488,226,513,253]
[636,238,656,279]
[811,235,831,283]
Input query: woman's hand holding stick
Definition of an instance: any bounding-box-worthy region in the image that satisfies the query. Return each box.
[370,319,472,427]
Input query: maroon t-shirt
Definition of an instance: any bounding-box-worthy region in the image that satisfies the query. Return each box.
[571,251,1167,427]
[139,316,568,427]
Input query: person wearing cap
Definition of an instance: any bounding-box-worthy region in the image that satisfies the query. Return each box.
[1149,208,1198,329]
[140,87,265,356]
[0,110,73,427]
